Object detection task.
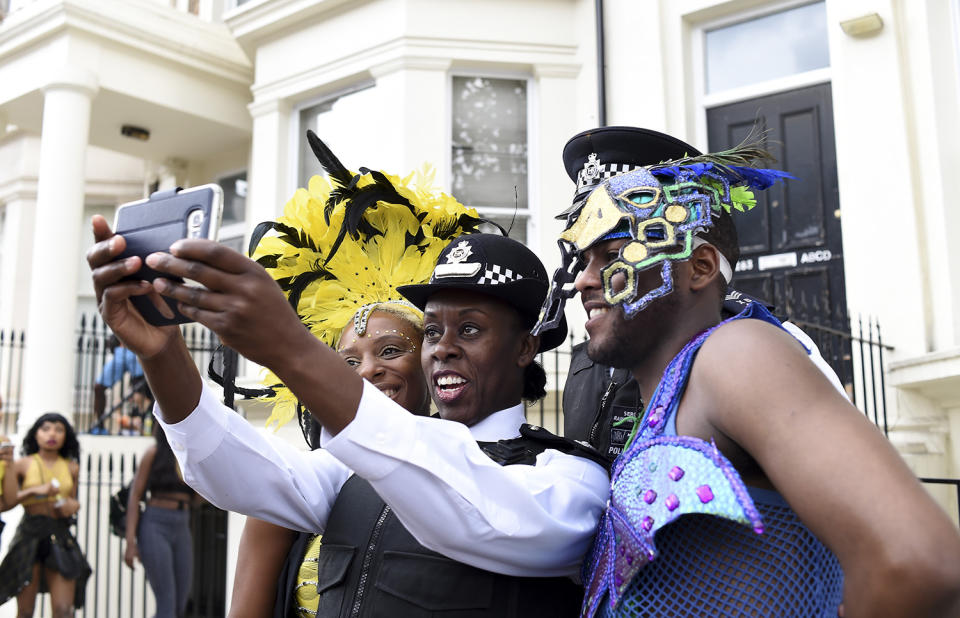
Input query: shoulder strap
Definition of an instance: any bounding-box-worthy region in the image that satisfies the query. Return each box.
[478,424,610,471]
[33,454,45,484]
[520,423,611,470]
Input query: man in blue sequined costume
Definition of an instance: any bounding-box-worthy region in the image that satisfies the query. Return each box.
[533,127,960,617]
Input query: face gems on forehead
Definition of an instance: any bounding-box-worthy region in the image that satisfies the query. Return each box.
[353,301,421,336]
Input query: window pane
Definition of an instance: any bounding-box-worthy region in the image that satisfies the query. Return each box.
[299,84,377,188]
[451,76,528,210]
[479,215,528,245]
[219,171,247,227]
[705,2,829,94]
[220,235,245,253]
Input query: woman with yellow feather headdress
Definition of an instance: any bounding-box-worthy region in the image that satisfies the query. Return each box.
[229,131,484,618]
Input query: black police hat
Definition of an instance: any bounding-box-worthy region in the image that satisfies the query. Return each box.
[560,126,703,214]
[398,234,568,352]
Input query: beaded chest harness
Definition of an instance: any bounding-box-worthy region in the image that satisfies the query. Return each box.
[582,303,781,617]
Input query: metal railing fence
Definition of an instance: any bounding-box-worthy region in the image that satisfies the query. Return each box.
[792,315,894,435]
[0,316,222,437]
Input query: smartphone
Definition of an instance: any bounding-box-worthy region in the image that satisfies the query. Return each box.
[114,184,224,326]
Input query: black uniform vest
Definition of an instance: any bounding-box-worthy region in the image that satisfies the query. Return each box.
[284,427,609,618]
[309,476,581,617]
[563,341,639,461]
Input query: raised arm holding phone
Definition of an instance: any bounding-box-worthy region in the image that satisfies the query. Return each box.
[87,134,609,616]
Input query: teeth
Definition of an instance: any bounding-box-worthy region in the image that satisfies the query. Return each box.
[589,307,610,319]
[437,375,466,387]
[381,388,398,398]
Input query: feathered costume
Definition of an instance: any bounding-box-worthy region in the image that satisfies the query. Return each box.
[247,131,484,431]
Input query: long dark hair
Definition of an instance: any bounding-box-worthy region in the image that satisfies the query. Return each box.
[21,412,81,461]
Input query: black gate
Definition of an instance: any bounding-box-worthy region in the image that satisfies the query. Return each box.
[708,82,850,385]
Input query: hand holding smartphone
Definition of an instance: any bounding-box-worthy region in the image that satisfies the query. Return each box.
[113,185,223,326]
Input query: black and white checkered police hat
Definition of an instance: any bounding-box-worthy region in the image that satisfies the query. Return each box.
[559,126,703,213]
[398,233,568,352]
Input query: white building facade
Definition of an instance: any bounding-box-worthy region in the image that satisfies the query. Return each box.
[1,0,959,614]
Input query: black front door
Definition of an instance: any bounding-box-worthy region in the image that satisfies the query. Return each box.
[707,83,847,331]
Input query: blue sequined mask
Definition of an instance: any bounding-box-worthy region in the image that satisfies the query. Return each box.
[532,159,792,336]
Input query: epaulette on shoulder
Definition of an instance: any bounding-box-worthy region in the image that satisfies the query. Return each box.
[520,423,611,471]
[479,425,610,470]
[478,437,544,466]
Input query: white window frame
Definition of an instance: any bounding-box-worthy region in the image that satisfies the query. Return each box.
[216,167,248,250]
[447,70,538,251]
[691,0,832,147]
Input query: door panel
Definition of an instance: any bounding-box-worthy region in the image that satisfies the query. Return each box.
[707,83,847,330]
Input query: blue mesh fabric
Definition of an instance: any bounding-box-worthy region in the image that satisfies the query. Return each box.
[597,487,844,617]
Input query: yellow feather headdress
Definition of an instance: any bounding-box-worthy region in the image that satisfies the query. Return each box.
[248,131,484,430]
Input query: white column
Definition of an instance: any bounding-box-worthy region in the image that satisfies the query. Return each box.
[245,98,291,241]
[369,58,451,182]
[0,193,38,331]
[19,69,98,431]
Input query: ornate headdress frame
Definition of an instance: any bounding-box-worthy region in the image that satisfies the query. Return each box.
[534,135,792,335]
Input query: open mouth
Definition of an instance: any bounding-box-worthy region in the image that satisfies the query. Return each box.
[434,373,468,402]
[583,297,613,326]
[588,306,610,319]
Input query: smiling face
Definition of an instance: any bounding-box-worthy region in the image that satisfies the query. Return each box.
[576,237,682,369]
[422,289,536,426]
[36,420,67,453]
[337,311,430,415]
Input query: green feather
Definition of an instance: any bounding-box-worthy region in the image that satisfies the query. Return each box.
[656,125,775,179]
[730,186,756,212]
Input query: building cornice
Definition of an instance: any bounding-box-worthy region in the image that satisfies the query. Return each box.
[250,35,577,104]
[0,0,252,85]
[224,0,357,54]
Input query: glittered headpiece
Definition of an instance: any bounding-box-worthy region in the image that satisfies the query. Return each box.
[534,127,792,335]
[249,130,484,429]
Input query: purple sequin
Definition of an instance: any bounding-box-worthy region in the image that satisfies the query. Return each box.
[665,494,679,511]
[642,516,654,531]
[643,489,657,504]
[696,484,715,503]
[668,466,685,481]
[646,405,665,428]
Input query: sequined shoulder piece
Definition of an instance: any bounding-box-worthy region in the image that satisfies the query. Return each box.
[581,302,782,618]
[582,435,762,617]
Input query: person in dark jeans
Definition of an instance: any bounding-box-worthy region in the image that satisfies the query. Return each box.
[124,423,196,618]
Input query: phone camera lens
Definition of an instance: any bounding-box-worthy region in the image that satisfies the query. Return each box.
[187,210,205,238]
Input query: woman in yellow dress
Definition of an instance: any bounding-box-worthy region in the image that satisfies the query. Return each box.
[0,413,92,618]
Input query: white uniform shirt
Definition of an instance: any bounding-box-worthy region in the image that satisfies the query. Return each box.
[780,320,847,396]
[156,380,609,578]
